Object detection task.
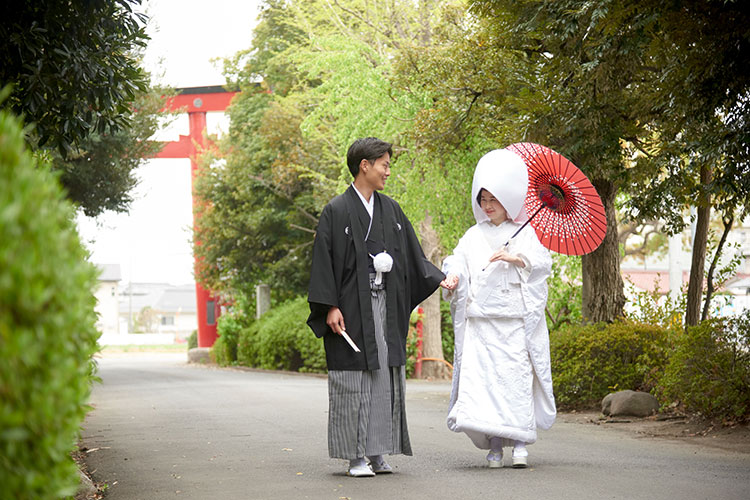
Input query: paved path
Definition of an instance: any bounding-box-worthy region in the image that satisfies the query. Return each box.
[82,353,750,500]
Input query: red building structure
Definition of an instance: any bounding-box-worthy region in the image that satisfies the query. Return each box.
[155,86,237,348]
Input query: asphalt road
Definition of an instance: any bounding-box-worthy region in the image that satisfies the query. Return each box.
[81,353,750,500]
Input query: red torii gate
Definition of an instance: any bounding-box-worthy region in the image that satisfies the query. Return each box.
[155,85,237,348]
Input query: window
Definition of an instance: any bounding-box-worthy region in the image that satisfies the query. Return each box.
[206,300,216,326]
[161,316,175,326]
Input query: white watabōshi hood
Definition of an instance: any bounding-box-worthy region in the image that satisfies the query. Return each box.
[471,148,529,225]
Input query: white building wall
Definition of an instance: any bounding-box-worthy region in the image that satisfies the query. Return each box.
[94,280,120,334]
[157,311,198,341]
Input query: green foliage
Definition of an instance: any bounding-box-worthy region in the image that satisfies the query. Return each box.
[440,299,455,366]
[212,314,245,366]
[403,309,422,378]
[133,305,158,333]
[1,2,170,217]
[1,0,150,156]
[0,107,100,499]
[660,312,750,422]
[622,0,750,232]
[237,321,261,368]
[193,90,320,300]
[187,330,198,350]
[396,143,485,253]
[549,321,674,409]
[210,335,229,366]
[405,326,418,379]
[198,0,460,300]
[546,254,583,331]
[625,280,685,330]
[51,85,171,217]
[296,36,406,146]
[237,296,326,373]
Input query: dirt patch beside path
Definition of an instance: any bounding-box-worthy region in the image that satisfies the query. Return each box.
[560,411,750,454]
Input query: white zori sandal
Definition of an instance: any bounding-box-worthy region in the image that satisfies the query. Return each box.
[347,458,375,477]
[367,455,393,474]
[486,450,503,468]
[487,436,504,468]
[512,441,528,468]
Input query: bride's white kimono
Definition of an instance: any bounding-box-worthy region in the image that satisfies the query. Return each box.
[443,149,556,449]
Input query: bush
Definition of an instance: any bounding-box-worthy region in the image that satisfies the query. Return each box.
[625,280,685,329]
[404,310,420,378]
[546,254,583,331]
[237,296,326,373]
[0,108,100,499]
[440,299,455,366]
[210,335,229,365]
[187,330,198,350]
[660,312,750,422]
[237,320,261,367]
[211,314,244,366]
[549,321,674,409]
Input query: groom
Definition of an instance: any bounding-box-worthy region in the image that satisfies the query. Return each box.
[307,137,449,476]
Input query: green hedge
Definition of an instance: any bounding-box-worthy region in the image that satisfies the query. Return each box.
[237,296,326,373]
[549,321,674,409]
[211,314,244,366]
[187,330,198,350]
[0,108,100,498]
[549,316,750,421]
[404,309,419,378]
[660,311,750,422]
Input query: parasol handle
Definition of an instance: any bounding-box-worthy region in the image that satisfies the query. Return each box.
[504,203,545,246]
[482,203,546,272]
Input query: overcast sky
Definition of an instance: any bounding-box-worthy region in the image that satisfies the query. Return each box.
[77,0,261,285]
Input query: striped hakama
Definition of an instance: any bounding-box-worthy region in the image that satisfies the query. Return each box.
[327,274,411,459]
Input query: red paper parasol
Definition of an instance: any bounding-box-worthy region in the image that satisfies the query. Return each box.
[505,142,607,256]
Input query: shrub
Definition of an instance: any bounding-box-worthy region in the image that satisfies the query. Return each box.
[211,314,244,366]
[210,335,229,366]
[625,279,685,329]
[0,107,100,499]
[660,311,750,422]
[187,330,198,350]
[238,296,326,373]
[440,299,455,366]
[546,254,583,331]
[549,321,674,408]
[237,320,261,367]
[405,310,420,378]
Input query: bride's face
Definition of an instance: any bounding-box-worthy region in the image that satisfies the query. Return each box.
[479,189,508,225]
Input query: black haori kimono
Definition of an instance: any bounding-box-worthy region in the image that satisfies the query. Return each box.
[307,185,444,459]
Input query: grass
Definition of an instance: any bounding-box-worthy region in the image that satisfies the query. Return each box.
[98,343,188,353]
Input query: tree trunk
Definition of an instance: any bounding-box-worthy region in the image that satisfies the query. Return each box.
[701,214,733,322]
[418,213,449,379]
[686,164,712,327]
[581,179,626,323]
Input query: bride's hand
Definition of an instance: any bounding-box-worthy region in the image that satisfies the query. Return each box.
[440,274,459,290]
[488,248,525,268]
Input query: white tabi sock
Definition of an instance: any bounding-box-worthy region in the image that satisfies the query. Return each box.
[513,440,528,457]
[490,437,504,453]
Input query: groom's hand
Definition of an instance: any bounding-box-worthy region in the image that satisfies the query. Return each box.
[327,306,346,335]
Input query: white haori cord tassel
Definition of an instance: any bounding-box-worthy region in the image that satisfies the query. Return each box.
[371,251,393,285]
